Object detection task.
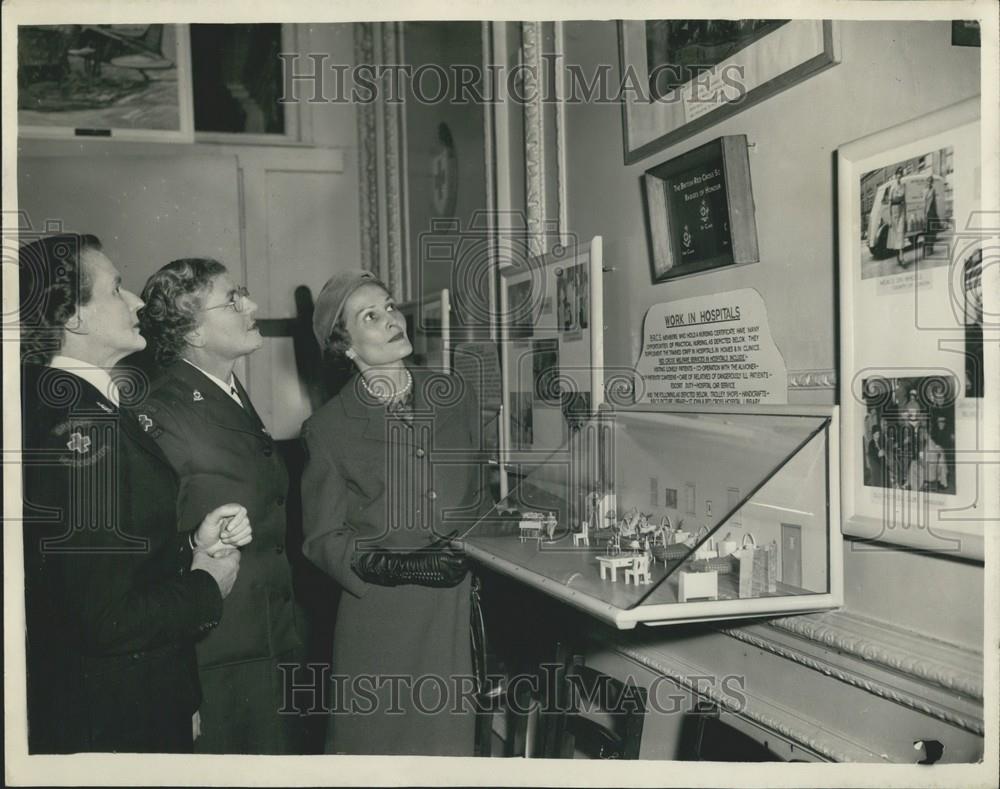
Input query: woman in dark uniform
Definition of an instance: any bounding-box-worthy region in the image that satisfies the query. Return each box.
[137,258,303,754]
[301,271,484,755]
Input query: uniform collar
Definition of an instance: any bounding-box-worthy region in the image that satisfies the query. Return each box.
[49,355,120,406]
[182,359,240,406]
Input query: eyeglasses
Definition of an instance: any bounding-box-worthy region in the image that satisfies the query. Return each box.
[204,285,251,313]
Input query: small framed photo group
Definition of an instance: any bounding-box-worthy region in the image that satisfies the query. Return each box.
[837,97,985,559]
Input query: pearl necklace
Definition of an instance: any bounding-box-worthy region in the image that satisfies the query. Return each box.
[361,367,413,403]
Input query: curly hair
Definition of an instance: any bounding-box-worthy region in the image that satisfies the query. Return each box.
[19,233,102,365]
[139,258,227,366]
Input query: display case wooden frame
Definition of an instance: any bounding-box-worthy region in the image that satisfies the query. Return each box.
[643,135,759,282]
[837,96,985,560]
[618,20,839,165]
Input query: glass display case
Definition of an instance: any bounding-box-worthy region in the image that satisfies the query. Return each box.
[462,404,842,629]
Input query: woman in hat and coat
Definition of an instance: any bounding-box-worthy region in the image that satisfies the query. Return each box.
[300,271,486,756]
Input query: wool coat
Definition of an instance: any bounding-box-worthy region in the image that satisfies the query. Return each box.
[301,365,489,756]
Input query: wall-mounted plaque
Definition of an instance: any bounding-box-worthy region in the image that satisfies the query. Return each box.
[643,135,759,282]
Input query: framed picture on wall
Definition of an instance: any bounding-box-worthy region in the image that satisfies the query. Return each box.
[18,24,194,141]
[618,20,839,164]
[837,96,985,560]
[643,135,759,281]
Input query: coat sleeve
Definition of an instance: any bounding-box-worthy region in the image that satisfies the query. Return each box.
[300,417,370,599]
[27,421,223,656]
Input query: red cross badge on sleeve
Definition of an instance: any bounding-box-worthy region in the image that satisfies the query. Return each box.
[67,432,91,454]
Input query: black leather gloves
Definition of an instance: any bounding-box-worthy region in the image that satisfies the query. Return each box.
[350,539,468,588]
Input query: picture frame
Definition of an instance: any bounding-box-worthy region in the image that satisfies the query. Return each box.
[398,288,452,373]
[190,23,302,144]
[18,23,194,142]
[837,96,984,560]
[618,20,839,165]
[497,237,604,498]
[643,134,758,281]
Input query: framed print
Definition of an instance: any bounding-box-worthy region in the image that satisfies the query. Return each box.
[398,288,452,372]
[838,97,984,559]
[190,23,301,143]
[497,237,604,498]
[18,23,194,141]
[643,135,758,281]
[618,20,839,165]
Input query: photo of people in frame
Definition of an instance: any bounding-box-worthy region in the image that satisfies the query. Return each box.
[532,339,559,404]
[510,390,534,450]
[507,279,535,339]
[963,247,984,398]
[861,374,957,495]
[859,146,954,278]
[556,263,589,333]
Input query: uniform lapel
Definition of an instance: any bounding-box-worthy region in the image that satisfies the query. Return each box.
[169,362,263,439]
[232,375,269,435]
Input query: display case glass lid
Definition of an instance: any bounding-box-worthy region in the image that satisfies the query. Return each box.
[461,405,842,629]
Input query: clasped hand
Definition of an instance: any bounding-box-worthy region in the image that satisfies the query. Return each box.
[194,503,253,557]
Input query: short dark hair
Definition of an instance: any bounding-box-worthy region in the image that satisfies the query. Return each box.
[139,258,227,366]
[19,233,102,365]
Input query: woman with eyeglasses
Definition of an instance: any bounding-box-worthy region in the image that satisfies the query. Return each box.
[136,258,304,754]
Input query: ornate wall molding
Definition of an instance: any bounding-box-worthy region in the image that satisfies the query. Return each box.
[380,21,407,301]
[354,22,379,280]
[353,21,409,301]
[720,609,983,735]
[787,368,838,389]
[521,21,547,258]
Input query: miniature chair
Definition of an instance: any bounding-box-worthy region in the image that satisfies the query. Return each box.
[624,553,652,585]
[573,520,590,547]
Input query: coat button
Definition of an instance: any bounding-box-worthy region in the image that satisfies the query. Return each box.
[427,490,438,500]
[274,544,284,554]
[415,447,426,458]
[275,495,285,506]
[263,445,273,457]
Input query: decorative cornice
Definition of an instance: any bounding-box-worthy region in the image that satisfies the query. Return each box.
[521,21,546,258]
[764,611,983,700]
[604,639,883,763]
[788,368,837,389]
[719,610,983,735]
[354,22,379,280]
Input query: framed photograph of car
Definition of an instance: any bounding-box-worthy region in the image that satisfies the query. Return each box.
[837,96,986,560]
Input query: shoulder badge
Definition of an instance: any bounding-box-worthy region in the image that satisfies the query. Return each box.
[193,390,204,402]
[66,431,91,454]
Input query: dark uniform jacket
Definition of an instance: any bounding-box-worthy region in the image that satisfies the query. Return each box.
[140,361,302,754]
[20,364,223,754]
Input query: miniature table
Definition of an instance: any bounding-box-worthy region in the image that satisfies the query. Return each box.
[597,554,637,582]
[519,522,543,542]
